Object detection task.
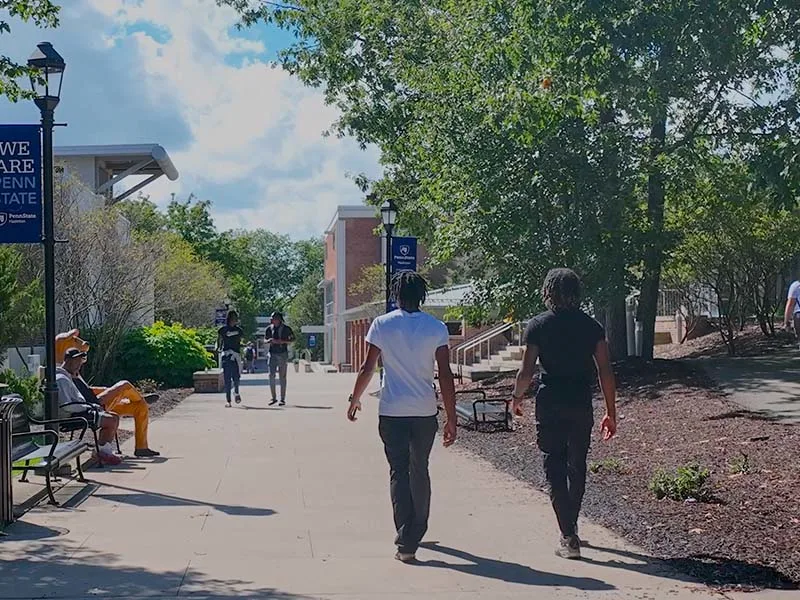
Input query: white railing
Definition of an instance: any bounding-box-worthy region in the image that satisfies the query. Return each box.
[453,321,526,382]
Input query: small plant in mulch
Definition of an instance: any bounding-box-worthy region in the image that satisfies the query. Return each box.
[728,451,753,475]
[649,463,712,502]
[589,457,626,474]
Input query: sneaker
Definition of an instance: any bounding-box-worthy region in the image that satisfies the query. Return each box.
[225,401,231,408]
[134,448,161,458]
[555,535,581,560]
[269,399,278,406]
[395,551,416,563]
[98,452,122,466]
[235,394,242,404]
[279,399,286,406]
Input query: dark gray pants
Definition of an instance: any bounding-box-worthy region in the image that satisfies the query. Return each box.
[222,355,240,402]
[378,415,438,554]
[536,389,593,539]
[269,353,288,401]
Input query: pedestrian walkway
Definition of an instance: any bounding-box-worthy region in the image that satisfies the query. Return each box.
[0,372,784,599]
[691,353,800,423]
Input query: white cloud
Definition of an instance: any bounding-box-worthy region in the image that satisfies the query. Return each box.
[82,0,382,237]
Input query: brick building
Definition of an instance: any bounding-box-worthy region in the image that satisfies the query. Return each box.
[320,205,472,370]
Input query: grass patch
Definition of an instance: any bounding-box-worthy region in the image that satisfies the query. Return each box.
[589,457,626,474]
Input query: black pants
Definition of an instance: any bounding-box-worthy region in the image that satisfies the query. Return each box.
[535,389,593,538]
[379,415,438,554]
[222,355,240,402]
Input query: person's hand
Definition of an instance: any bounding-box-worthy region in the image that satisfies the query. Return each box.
[347,397,362,422]
[600,413,617,441]
[511,395,524,418]
[443,419,457,447]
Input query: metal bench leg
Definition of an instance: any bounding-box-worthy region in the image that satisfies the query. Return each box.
[44,471,59,506]
[19,460,30,482]
[75,456,87,483]
[115,432,121,454]
[90,429,104,468]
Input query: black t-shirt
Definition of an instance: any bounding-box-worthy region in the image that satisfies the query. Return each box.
[218,325,244,353]
[524,308,605,391]
[266,323,294,355]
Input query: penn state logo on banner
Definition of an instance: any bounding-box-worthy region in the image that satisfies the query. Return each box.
[0,213,7,227]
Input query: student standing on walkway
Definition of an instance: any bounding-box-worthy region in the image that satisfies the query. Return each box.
[266,312,295,406]
[347,271,457,563]
[218,310,244,407]
[512,268,617,560]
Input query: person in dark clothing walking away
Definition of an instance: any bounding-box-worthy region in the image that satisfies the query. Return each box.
[266,312,294,406]
[218,310,244,407]
[347,271,457,564]
[512,268,617,560]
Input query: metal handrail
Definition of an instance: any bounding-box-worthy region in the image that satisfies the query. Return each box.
[455,321,525,382]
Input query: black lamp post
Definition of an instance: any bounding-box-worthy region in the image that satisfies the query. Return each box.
[380,199,398,313]
[28,42,65,420]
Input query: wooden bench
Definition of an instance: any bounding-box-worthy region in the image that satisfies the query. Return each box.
[2,395,91,510]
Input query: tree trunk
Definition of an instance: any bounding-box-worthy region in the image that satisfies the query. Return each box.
[606,295,628,361]
[637,109,668,360]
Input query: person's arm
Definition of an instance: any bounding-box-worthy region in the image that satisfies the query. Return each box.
[785,299,795,328]
[435,345,457,446]
[593,339,617,440]
[216,328,224,352]
[512,344,539,415]
[347,343,381,421]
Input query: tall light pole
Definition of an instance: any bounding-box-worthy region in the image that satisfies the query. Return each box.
[380,199,398,312]
[28,42,65,420]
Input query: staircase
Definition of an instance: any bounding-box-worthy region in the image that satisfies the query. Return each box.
[450,322,527,382]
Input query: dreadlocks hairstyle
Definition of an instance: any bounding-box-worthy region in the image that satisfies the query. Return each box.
[391,271,429,312]
[541,268,582,312]
[226,309,239,326]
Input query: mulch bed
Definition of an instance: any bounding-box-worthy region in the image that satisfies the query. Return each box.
[450,359,800,591]
[116,387,193,445]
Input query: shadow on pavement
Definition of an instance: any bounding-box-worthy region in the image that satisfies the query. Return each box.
[89,482,277,517]
[0,541,311,599]
[582,542,799,590]
[418,542,615,591]
[292,405,333,410]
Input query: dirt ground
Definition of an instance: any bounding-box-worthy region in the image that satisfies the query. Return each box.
[656,325,797,359]
[116,387,193,446]
[452,355,800,591]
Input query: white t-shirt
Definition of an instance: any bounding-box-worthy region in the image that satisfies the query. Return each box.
[366,309,449,417]
[788,281,800,315]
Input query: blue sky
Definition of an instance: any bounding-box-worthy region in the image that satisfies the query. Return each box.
[0,0,381,239]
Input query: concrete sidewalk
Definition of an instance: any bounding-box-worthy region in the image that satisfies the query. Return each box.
[0,372,783,599]
[691,353,800,423]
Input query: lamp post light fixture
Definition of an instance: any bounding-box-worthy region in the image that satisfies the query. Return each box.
[28,41,65,420]
[380,199,398,313]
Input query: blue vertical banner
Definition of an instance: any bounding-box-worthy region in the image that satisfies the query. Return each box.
[214,307,228,326]
[0,125,42,244]
[387,236,418,312]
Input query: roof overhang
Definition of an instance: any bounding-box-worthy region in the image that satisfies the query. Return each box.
[55,144,179,204]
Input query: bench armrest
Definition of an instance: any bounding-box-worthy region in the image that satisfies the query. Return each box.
[28,413,90,440]
[13,428,59,463]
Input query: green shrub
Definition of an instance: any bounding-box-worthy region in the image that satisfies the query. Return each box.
[116,322,213,388]
[649,463,712,502]
[0,369,43,416]
[194,327,218,347]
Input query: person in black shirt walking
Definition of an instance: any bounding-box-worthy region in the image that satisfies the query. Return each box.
[218,310,244,407]
[512,268,617,560]
[266,311,294,406]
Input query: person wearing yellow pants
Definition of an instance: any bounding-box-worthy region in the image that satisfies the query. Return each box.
[56,329,161,457]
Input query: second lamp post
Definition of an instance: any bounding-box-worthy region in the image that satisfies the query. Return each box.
[380,199,398,313]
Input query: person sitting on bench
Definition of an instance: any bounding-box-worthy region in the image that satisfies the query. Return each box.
[56,329,161,457]
[56,348,122,466]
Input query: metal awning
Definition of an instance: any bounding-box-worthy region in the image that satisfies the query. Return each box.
[55,143,179,203]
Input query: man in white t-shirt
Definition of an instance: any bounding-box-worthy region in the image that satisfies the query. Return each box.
[784,279,800,346]
[347,271,457,563]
